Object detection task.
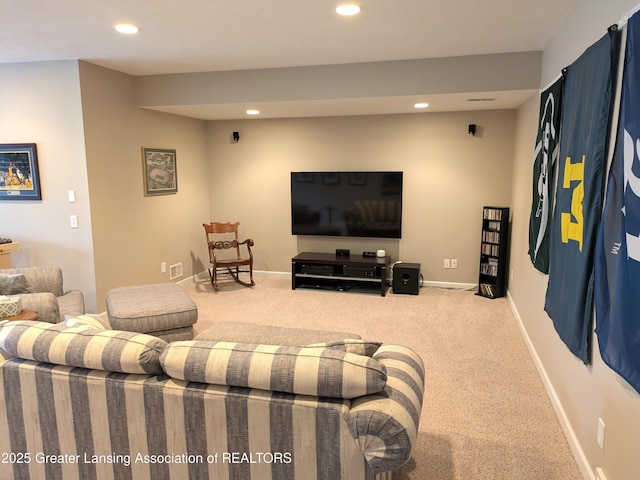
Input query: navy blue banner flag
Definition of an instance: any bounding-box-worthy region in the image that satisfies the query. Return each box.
[595,14,640,394]
[544,28,620,363]
[529,77,564,273]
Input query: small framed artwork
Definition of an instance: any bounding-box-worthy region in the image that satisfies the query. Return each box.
[0,143,42,200]
[142,147,178,196]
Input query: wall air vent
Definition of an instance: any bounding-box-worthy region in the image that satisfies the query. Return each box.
[169,262,183,280]
[467,98,495,102]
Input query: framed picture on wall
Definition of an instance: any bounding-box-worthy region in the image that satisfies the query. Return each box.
[0,143,42,200]
[142,147,178,196]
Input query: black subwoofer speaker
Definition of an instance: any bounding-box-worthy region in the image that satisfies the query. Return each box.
[393,263,421,295]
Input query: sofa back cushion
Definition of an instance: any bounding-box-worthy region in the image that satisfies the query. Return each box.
[160,341,387,399]
[0,320,166,374]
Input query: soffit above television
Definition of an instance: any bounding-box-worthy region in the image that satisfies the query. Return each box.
[291,171,403,239]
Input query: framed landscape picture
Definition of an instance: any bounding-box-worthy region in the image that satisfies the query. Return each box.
[0,143,42,200]
[142,147,178,196]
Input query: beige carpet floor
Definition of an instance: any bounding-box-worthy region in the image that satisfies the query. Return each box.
[183,276,583,480]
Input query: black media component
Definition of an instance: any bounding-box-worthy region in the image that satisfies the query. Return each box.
[393,263,421,295]
[343,266,379,278]
[292,252,390,296]
[300,264,335,276]
[336,248,350,256]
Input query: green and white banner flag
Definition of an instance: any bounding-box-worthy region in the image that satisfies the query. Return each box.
[529,76,563,273]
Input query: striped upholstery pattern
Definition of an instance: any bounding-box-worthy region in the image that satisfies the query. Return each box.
[306,339,382,356]
[0,347,10,362]
[160,341,388,399]
[0,360,404,480]
[0,343,422,479]
[0,320,167,374]
[65,315,108,330]
[348,345,425,474]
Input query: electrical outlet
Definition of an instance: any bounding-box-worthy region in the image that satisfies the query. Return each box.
[69,215,78,229]
[444,259,450,269]
[597,417,606,450]
[451,259,458,269]
[161,262,167,274]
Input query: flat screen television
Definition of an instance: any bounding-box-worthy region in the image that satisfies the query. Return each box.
[291,171,403,238]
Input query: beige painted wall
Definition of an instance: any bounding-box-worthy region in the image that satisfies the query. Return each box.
[206,110,514,285]
[509,1,640,479]
[0,61,97,310]
[78,62,211,309]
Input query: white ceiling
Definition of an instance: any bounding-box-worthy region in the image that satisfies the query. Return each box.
[0,0,579,119]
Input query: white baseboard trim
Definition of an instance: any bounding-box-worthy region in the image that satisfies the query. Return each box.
[506,291,593,480]
[184,271,476,291]
[254,270,290,279]
[183,270,290,285]
[421,280,477,291]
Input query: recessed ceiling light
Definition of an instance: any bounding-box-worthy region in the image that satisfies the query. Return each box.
[246,109,261,115]
[336,4,361,16]
[414,102,429,109]
[115,23,139,34]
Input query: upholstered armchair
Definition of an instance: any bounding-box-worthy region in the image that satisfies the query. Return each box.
[0,266,85,323]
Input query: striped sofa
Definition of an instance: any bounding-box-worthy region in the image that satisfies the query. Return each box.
[0,319,424,480]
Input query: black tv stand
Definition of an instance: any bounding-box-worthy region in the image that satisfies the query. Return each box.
[291,252,390,296]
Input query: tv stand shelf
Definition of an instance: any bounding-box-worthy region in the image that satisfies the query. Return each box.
[292,252,390,296]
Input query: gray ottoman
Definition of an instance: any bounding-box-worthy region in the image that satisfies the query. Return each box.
[106,283,197,341]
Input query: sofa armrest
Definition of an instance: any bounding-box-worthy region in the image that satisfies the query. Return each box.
[12,292,60,324]
[347,344,425,475]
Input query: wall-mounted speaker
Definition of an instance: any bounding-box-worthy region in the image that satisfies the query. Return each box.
[393,263,421,295]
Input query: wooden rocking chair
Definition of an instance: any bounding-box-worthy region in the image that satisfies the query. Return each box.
[203,222,255,290]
